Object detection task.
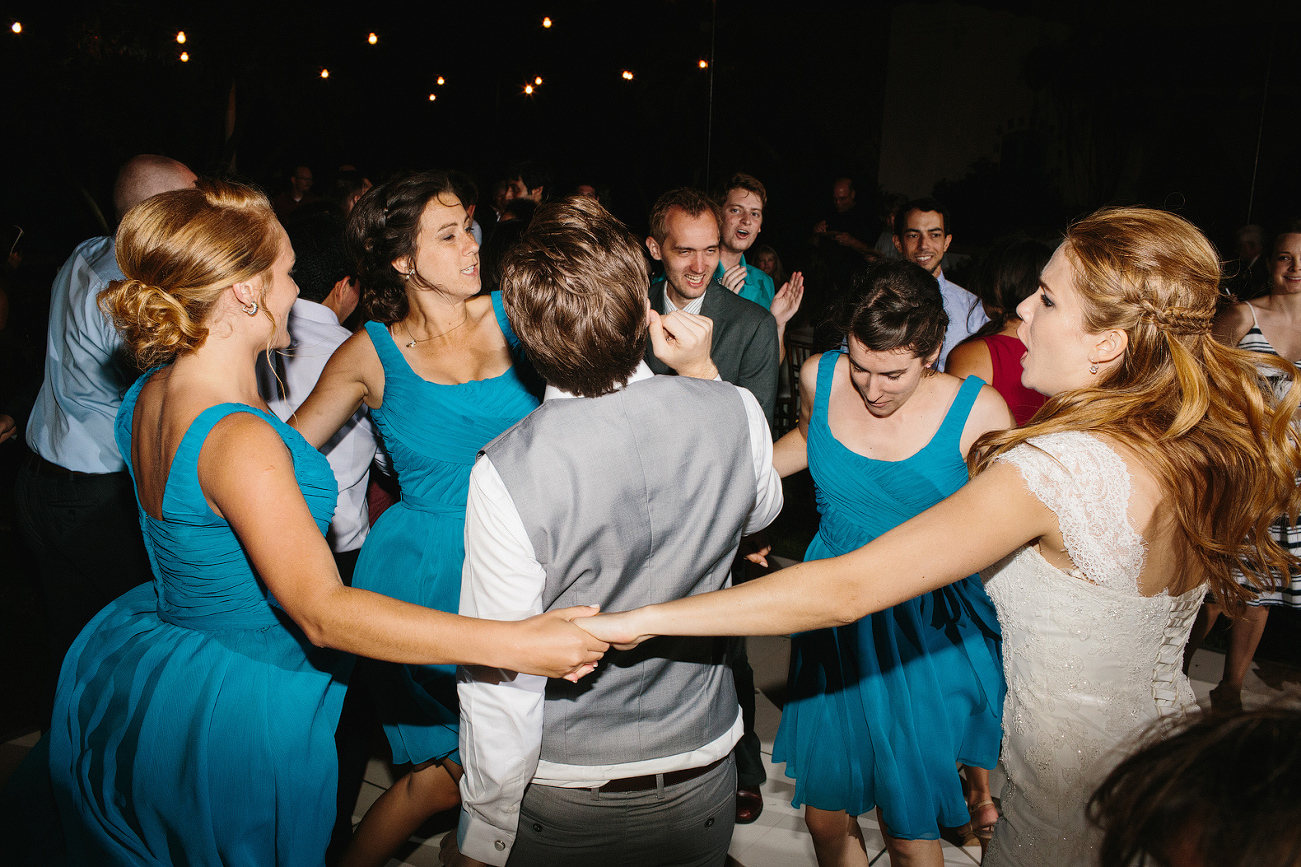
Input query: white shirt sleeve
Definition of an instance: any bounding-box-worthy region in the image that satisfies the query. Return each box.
[456,456,548,866]
[738,386,784,534]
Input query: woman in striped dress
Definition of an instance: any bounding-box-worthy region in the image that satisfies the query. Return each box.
[1184,222,1301,710]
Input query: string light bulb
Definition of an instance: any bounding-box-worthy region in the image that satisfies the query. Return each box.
[621,70,634,80]
[176,31,186,44]
[11,21,22,34]
[698,59,708,69]
[524,84,534,95]
[180,51,189,62]
[534,76,543,85]
[437,76,445,85]
[542,17,552,28]
[428,93,436,101]
[368,32,377,45]
[320,68,330,79]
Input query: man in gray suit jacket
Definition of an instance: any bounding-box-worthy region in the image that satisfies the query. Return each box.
[644,189,779,427]
[450,196,782,867]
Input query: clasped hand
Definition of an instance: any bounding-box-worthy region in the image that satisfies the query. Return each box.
[511,605,609,682]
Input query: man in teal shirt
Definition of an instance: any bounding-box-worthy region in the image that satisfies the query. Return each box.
[714,173,776,309]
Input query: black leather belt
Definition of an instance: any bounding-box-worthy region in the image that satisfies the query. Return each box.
[596,757,726,793]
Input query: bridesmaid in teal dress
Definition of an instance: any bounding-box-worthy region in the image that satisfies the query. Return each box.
[48,180,605,866]
[291,171,541,866]
[763,260,1012,866]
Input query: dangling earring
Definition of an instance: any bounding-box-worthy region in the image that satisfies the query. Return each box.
[403,269,416,281]
[1089,362,1099,375]
[243,301,259,316]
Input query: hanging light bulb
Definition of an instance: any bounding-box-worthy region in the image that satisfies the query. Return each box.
[621,70,634,80]
[368,32,377,45]
[428,93,436,101]
[176,31,186,44]
[437,76,445,86]
[542,17,552,28]
[698,59,708,69]
[180,51,189,62]
[12,21,23,34]
[534,76,543,86]
[524,84,534,95]
[320,68,330,79]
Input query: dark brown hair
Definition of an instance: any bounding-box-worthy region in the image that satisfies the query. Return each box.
[838,259,948,360]
[1089,704,1301,867]
[718,172,767,208]
[346,170,464,323]
[501,196,650,398]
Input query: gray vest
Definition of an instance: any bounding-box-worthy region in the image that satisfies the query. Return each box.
[484,375,756,768]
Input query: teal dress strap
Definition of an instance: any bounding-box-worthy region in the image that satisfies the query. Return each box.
[932,375,984,455]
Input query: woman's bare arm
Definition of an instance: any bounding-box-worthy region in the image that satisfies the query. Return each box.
[771,352,820,477]
[201,413,606,676]
[582,459,1054,647]
[1213,301,1253,348]
[289,329,384,449]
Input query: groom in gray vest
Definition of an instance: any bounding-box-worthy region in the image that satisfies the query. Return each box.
[449,196,782,867]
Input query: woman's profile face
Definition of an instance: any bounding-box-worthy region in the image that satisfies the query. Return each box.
[1016,245,1096,397]
[846,336,934,419]
[1271,233,1301,296]
[263,229,299,350]
[401,195,480,298]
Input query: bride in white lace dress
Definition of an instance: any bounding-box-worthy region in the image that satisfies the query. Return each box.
[584,206,1301,867]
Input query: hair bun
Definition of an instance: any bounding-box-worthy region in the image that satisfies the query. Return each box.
[99,277,208,369]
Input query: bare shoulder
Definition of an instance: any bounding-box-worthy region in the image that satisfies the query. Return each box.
[800,351,827,391]
[197,411,295,514]
[945,338,990,378]
[1213,300,1255,346]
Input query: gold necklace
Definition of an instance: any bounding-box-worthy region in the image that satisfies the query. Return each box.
[402,310,468,348]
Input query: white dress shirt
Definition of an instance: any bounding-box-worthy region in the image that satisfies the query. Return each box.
[258,299,379,553]
[456,361,783,865]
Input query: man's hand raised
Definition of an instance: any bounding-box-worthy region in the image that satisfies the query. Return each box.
[648,309,718,380]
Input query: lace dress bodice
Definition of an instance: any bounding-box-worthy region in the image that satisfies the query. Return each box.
[982,431,1205,867]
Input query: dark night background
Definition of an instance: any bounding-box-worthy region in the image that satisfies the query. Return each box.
[2,0,1301,737]
[1,0,1298,259]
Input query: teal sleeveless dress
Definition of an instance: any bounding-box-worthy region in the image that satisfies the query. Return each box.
[773,351,1005,839]
[49,371,350,865]
[353,292,540,765]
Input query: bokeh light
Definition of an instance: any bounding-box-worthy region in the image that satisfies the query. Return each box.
[524,84,534,95]
[368,32,377,45]
[180,51,189,62]
[320,68,329,79]
[534,76,543,86]
[428,93,436,101]
[11,21,21,34]
[698,59,708,69]
[437,76,445,86]
[621,70,634,80]
[542,17,552,28]
[176,31,186,44]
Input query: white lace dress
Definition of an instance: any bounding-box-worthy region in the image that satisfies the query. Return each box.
[982,431,1205,867]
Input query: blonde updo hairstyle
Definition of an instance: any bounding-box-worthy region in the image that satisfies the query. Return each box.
[971,206,1301,611]
[99,178,282,369]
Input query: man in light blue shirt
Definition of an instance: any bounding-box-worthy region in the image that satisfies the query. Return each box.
[893,197,988,369]
[714,173,776,310]
[14,155,195,704]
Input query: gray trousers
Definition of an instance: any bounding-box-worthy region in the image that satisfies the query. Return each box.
[507,755,737,867]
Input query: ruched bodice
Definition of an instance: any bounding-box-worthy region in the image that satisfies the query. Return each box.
[773,351,1004,838]
[366,297,537,516]
[49,370,350,866]
[983,431,1205,867]
[353,292,540,764]
[145,402,336,630]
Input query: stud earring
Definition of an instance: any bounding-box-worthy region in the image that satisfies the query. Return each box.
[243,301,259,316]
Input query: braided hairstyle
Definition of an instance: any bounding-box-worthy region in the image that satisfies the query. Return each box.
[970,206,1301,611]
